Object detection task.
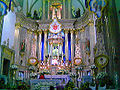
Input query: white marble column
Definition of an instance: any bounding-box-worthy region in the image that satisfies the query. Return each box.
[31,32,37,57]
[44,31,47,61]
[14,25,20,64]
[57,8,61,19]
[38,31,42,61]
[58,43,60,62]
[52,7,55,19]
[34,32,37,57]
[50,43,53,65]
[65,30,69,64]
[26,30,32,58]
[70,30,74,67]
[89,20,95,64]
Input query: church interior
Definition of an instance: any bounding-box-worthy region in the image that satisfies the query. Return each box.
[0,0,120,89]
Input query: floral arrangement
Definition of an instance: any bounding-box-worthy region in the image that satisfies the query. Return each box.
[65,81,75,90]
[90,65,96,69]
[10,64,18,70]
[30,73,37,78]
[96,72,108,87]
[28,66,35,71]
[43,69,50,74]
[64,70,69,74]
[70,73,76,78]
[96,72,107,80]
[16,77,23,81]
[57,69,64,74]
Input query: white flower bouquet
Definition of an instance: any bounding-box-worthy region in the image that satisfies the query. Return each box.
[11,64,18,70]
[16,76,23,81]
[28,66,35,71]
[90,65,96,69]
[30,73,37,78]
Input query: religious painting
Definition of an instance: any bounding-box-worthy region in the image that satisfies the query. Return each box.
[49,18,62,34]
[89,0,107,19]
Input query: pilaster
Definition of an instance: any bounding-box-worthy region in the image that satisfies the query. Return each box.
[88,20,95,64]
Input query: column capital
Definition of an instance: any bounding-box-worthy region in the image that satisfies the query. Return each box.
[15,23,21,29]
[44,30,48,33]
[88,20,94,26]
[38,31,42,34]
[34,31,38,35]
[27,30,32,34]
[70,30,74,34]
[64,30,69,34]
[75,30,79,34]
[80,26,85,32]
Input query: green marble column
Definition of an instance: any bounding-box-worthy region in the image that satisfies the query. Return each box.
[42,0,46,20]
[68,0,71,19]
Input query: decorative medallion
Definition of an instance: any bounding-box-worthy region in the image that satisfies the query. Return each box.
[74,58,82,66]
[94,54,109,68]
[28,57,38,65]
[89,0,107,19]
[49,18,62,34]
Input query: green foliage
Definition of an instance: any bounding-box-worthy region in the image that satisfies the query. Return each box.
[0,78,30,89]
[26,13,31,18]
[96,72,114,87]
[65,81,75,90]
[16,81,30,90]
[77,0,85,13]
[79,82,90,90]
[29,0,39,14]
[90,82,95,86]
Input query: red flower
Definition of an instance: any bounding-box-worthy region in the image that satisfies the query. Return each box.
[39,75,44,79]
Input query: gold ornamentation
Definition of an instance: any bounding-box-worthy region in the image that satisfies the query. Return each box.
[88,20,94,26]
[80,26,85,32]
[74,58,82,65]
[75,38,80,44]
[94,54,109,68]
[15,23,21,29]
[28,57,38,66]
